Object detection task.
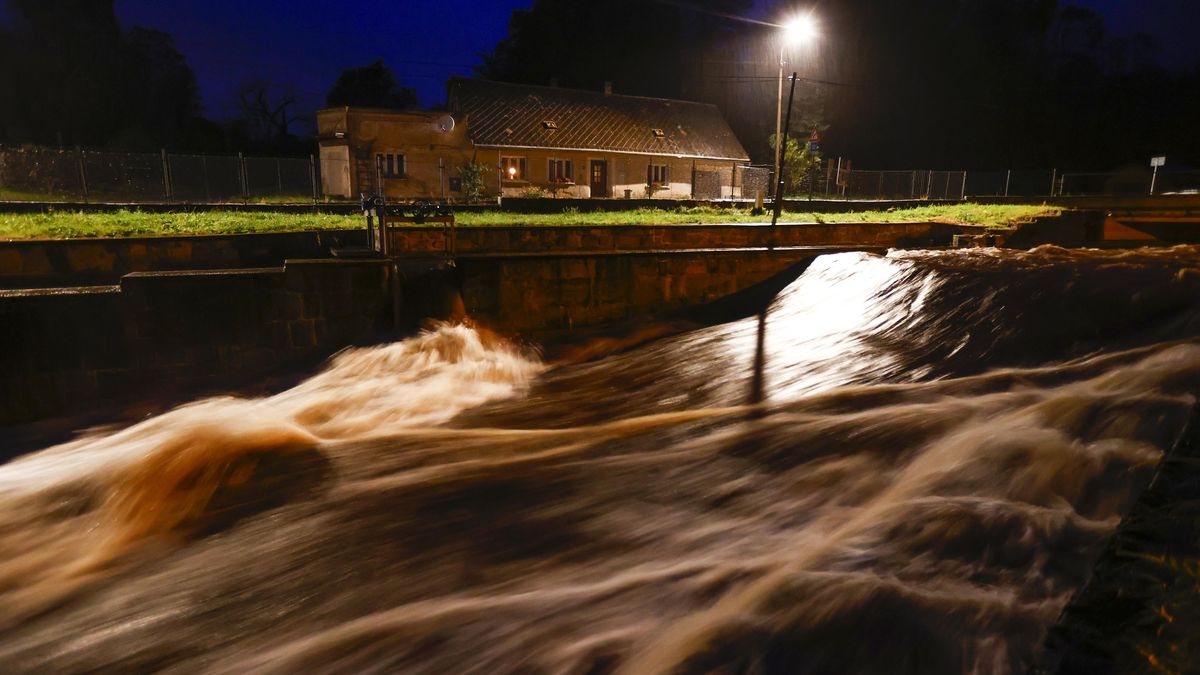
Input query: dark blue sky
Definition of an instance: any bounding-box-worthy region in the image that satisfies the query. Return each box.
[115,0,1196,130]
[116,0,534,130]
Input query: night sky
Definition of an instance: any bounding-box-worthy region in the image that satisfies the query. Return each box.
[114,0,1196,130]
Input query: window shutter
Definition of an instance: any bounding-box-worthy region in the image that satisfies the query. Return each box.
[663,165,669,184]
[398,155,406,177]
[647,165,652,185]
[520,158,526,178]
[565,160,572,180]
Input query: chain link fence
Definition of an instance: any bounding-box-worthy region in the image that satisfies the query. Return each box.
[0,146,321,203]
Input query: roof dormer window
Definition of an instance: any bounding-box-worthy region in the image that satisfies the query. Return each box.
[651,128,665,138]
[542,120,558,130]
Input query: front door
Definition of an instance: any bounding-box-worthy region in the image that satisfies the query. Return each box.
[589,160,608,198]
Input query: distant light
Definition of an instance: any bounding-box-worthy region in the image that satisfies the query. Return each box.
[508,166,517,177]
[782,14,818,45]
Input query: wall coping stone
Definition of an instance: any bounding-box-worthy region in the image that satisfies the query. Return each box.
[0,284,120,298]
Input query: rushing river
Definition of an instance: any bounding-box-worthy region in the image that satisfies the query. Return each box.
[4,246,1200,674]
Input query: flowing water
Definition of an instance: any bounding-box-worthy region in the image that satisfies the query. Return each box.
[4,246,1200,674]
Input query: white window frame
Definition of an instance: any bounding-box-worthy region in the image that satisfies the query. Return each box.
[648,163,670,187]
[375,153,406,179]
[500,155,527,182]
[548,158,574,184]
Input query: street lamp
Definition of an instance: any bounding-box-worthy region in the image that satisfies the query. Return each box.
[774,13,817,197]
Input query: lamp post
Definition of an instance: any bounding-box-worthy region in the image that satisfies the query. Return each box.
[773,14,817,202]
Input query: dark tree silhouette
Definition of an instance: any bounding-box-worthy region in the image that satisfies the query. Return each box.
[480,0,1199,169]
[0,0,204,148]
[235,80,305,143]
[479,0,752,100]
[325,60,419,109]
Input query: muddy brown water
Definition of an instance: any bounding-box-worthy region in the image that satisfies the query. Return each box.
[3,245,1200,674]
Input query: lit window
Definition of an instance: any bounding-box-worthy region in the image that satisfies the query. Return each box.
[375,153,406,179]
[548,158,573,183]
[542,120,559,130]
[651,128,665,138]
[500,156,527,181]
[648,164,670,186]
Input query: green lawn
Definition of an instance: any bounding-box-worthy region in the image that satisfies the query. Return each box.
[0,204,1057,240]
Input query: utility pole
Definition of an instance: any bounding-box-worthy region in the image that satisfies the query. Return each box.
[769,73,798,247]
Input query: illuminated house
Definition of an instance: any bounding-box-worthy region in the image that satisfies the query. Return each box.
[316,78,751,201]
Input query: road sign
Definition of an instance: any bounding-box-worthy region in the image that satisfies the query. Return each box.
[809,129,821,143]
[1151,156,1166,167]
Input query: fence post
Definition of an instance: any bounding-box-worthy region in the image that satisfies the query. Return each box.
[1004,169,1011,197]
[309,154,319,207]
[925,170,933,200]
[1049,168,1057,197]
[276,159,283,197]
[238,153,248,203]
[160,149,171,201]
[75,147,88,203]
[959,171,967,200]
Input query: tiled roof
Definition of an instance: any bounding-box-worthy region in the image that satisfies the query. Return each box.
[448,78,749,161]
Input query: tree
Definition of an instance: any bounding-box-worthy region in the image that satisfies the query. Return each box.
[235,80,302,144]
[458,160,489,202]
[770,134,821,196]
[479,0,752,99]
[0,0,205,148]
[325,61,418,110]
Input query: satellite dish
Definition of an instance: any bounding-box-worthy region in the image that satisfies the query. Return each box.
[434,114,455,133]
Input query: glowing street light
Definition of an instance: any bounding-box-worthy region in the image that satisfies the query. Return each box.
[774,13,818,198]
[783,15,818,45]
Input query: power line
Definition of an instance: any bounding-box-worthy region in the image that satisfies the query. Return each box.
[645,0,781,28]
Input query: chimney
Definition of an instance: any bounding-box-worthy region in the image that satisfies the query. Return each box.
[603,81,613,96]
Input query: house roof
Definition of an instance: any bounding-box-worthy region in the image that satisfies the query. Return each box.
[448,78,749,162]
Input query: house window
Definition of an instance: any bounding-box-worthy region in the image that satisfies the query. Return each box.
[500,156,527,181]
[375,153,405,179]
[648,163,670,186]
[548,158,573,183]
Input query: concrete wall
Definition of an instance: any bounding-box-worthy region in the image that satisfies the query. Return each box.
[0,260,395,425]
[1,246,865,425]
[458,248,844,334]
[1,221,964,289]
[0,230,368,289]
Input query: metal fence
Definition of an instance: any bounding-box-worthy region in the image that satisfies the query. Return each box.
[836,170,967,200]
[965,169,1200,197]
[0,146,320,203]
[4,145,1195,203]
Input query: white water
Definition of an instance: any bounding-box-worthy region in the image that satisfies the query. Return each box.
[2,246,1200,673]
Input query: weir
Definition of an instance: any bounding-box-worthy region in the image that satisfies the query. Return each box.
[1,208,975,426]
[5,245,1200,672]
